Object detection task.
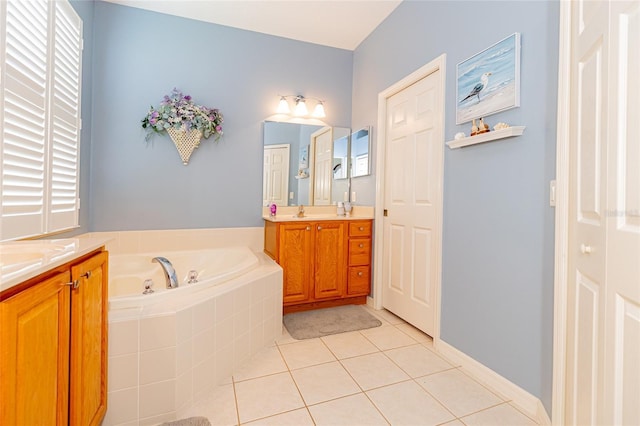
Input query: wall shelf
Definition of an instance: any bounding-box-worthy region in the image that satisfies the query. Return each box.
[446,126,526,149]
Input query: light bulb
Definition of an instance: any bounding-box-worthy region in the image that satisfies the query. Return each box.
[312,101,326,118]
[276,96,290,114]
[294,98,308,116]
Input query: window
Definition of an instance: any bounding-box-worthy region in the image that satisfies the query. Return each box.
[0,0,83,241]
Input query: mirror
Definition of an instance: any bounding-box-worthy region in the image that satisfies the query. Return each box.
[263,122,350,206]
[350,126,371,178]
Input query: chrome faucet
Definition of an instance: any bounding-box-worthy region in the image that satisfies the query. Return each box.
[152,257,179,289]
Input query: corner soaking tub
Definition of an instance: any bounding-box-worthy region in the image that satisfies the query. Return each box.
[104,246,283,425]
[109,246,260,310]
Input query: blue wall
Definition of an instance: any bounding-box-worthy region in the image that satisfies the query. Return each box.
[352,1,559,412]
[88,1,352,231]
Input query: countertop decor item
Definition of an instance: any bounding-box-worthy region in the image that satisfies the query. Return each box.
[141,88,224,164]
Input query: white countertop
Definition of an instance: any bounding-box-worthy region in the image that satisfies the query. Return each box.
[0,237,111,293]
[262,205,374,222]
[263,213,374,223]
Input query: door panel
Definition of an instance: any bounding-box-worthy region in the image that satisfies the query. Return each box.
[314,221,346,299]
[382,68,443,336]
[565,1,640,424]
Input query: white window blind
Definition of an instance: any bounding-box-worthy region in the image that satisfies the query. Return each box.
[0,0,82,241]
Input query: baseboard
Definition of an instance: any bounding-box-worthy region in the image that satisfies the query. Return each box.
[435,340,551,424]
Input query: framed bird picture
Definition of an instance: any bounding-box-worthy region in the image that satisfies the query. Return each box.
[456,32,521,124]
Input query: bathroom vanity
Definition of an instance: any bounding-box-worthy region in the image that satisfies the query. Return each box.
[263,212,373,313]
[0,238,109,425]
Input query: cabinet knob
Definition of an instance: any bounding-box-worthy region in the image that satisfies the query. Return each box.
[359,226,364,231]
[306,226,311,231]
[359,243,364,248]
[317,225,322,230]
[81,271,91,279]
[358,271,363,277]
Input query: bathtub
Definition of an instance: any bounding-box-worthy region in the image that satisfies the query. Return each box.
[109,246,260,310]
[102,238,283,426]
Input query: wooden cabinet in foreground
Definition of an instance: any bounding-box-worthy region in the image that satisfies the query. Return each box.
[264,219,372,313]
[0,249,108,426]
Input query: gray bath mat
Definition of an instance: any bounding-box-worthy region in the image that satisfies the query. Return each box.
[283,305,382,340]
[161,417,211,426]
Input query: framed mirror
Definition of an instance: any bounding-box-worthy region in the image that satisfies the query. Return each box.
[350,126,371,178]
[263,122,350,206]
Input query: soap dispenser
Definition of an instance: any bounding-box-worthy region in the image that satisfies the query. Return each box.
[337,201,345,216]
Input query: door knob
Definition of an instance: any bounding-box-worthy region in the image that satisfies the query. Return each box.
[305,226,311,231]
[580,244,593,254]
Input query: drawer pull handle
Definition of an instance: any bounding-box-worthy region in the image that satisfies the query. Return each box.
[357,271,363,277]
[359,226,364,231]
[359,243,364,248]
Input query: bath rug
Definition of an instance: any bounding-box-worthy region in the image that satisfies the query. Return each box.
[161,417,211,426]
[283,305,382,340]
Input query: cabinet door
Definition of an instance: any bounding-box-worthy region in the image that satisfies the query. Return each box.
[0,271,71,426]
[279,222,313,304]
[314,221,346,299]
[70,251,108,426]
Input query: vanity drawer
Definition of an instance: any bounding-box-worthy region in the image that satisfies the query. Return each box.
[347,266,370,295]
[349,221,372,237]
[349,238,371,265]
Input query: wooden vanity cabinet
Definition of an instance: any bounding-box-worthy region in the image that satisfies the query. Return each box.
[264,219,371,313]
[0,249,108,426]
[347,221,372,296]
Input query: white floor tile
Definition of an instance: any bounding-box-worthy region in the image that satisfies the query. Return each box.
[366,380,454,426]
[340,352,410,390]
[243,408,315,425]
[233,346,287,382]
[360,325,417,351]
[416,369,503,417]
[291,361,361,405]
[365,308,406,325]
[321,330,380,359]
[278,338,336,370]
[461,402,538,425]
[384,344,454,378]
[308,393,389,426]
[394,322,433,343]
[181,383,237,426]
[234,372,304,424]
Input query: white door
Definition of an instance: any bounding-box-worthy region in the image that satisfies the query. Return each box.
[381,67,444,336]
[312,127,333,206]
[564,1,640,424]
[263,144,289,207]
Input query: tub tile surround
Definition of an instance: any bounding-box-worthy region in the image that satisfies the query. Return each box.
[99,228,283,425]
[177,306,539,426]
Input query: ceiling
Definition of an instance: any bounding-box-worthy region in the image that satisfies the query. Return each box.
[101,0,403,50]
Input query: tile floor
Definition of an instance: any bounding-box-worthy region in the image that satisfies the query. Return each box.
[181,307,538,426]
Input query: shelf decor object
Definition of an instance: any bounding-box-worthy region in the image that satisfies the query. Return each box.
[141,88,223,165]
[446,126,526,149]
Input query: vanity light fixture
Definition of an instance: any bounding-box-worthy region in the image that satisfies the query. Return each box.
[276,95,326,118]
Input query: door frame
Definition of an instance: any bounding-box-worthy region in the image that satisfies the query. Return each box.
[551,1,572,423]
[372,54,446,344]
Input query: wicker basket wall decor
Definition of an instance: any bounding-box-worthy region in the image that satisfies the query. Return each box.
[167,127,203,165]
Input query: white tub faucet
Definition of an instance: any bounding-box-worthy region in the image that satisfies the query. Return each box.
[152,257,179,289]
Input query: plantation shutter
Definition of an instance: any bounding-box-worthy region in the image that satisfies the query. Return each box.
[0,0,49,240]
[49,0,82,232]
[0,0,82,241]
